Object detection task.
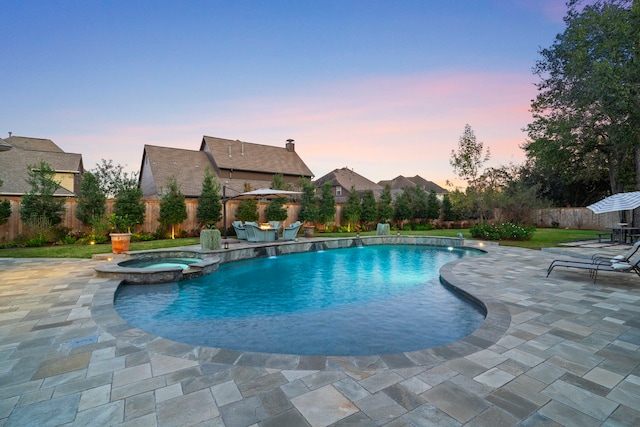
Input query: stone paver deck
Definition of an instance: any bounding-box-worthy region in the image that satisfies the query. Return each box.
[1,243,639,426]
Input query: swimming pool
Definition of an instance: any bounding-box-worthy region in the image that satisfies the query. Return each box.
[115,245,485,356]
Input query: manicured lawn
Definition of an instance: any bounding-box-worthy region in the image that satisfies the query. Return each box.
[0,228,603,258]
[0,238,200,259]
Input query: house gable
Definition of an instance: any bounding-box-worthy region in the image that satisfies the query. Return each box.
[139,145,212,198]
[314,167,383,202]
[0,136,83,196]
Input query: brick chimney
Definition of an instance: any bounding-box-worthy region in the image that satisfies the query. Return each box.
[285,139,295,152]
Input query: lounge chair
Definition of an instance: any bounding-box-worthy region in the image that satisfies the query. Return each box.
[547,252,640,283]
[546,241,640,275]
[282,221,302,241]
[232,221,247,240]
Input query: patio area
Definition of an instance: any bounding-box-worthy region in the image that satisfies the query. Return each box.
[1,241,639,426]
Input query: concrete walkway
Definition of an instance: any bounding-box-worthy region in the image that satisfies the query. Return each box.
[1,243,639,426]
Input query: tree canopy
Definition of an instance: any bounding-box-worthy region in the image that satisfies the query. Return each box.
[196,168,222,228]
[524,0,640,206]
[19,161,65,226]
[76,172,106,227]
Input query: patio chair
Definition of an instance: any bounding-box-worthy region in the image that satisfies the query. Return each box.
[282,221,302,241]
[232,221,247,240]
[546,241,640,275]
[546,252,640,283]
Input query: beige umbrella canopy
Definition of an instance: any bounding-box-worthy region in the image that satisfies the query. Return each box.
[230,188,302,200]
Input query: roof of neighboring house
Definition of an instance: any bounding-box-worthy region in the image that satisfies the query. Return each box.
[200,136,313,178]
[0,138,83,196]
[315,167,383,192]
[139,145,212,198]
[378,175,447,194]
[6,136,64,153]
[409,175,447,193]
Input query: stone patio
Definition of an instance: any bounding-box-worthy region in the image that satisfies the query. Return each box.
[1,242,639,426]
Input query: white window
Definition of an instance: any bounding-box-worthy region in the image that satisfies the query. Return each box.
[336,186,342,196]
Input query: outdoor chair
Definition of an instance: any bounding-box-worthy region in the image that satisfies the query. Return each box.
[232,221,247,240]
[546,241,640,275]
[546,252,640,283]
[282,221,302,241]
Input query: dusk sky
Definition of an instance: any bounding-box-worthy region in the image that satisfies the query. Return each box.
[1,0,568,188]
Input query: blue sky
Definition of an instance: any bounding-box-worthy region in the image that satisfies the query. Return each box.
[1,0,567,187]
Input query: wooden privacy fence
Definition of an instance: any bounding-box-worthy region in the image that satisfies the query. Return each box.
[0,197,625,243]
[0,198,302,242]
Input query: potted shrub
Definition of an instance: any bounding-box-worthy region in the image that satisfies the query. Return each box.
[109,214,133,254]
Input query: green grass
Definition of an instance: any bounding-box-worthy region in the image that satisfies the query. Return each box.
[0,238,200,259]
[0,228,602,258]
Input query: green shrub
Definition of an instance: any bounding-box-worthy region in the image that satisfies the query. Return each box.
[59,236,77,245]
[25,236,48,247]
[470,222,535,241]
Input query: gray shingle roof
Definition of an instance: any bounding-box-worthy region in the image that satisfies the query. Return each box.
[0,141,83,195]
[201,136,313,177]
[315,167,383,192]
[378,175,447,194]
[6,136,64,153]
[140,145,213,198]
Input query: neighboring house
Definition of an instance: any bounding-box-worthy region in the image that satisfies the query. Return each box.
[139,136,314,198]
[378,175,447,200]
[0,135,84,196]
[139,145,212,198]
[313,167,383,203]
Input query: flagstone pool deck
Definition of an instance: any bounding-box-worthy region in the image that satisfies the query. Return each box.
[1,242,639,426]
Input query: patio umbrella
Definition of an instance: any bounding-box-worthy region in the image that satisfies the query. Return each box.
[231,188,302,200]
[586,191,640,214]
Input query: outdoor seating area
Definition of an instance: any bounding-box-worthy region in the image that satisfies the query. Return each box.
[282,220,302,240]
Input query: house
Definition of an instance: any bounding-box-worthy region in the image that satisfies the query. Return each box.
[378,175,447,200]
[0,135,84,196]
[313,167,383,203]
[139,136,314,198]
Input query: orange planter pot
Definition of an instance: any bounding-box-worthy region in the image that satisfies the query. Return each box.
[110,233,131,254]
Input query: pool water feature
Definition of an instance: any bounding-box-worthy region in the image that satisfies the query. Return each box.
[115,245,485,356]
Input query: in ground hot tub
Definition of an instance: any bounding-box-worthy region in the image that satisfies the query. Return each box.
[94,251,220,284]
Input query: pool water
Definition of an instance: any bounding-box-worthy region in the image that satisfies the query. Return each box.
[119,257,199,270]
[115,245,485,356]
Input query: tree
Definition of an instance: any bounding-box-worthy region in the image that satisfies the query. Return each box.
[409,185,429,222]
[376,184,394,223]
[112,181,145,233]
[525,0,640,207]
[393,189,412,228]
[317,181,336,226]
[426,190,441,221]
[236,183,258,223]
[76,172,106,227]
[441,194,455,221]
[0,179,11,226]
[360,190,377,230]
[343,187,362,231]
[19,161,65,226]
[159,177,187,239]
[450,124,490,186]
[297,178,318,224]
[196,168,222,228]
[450,124,491,221]
[265,173,288,222]
[92,159,138,199]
